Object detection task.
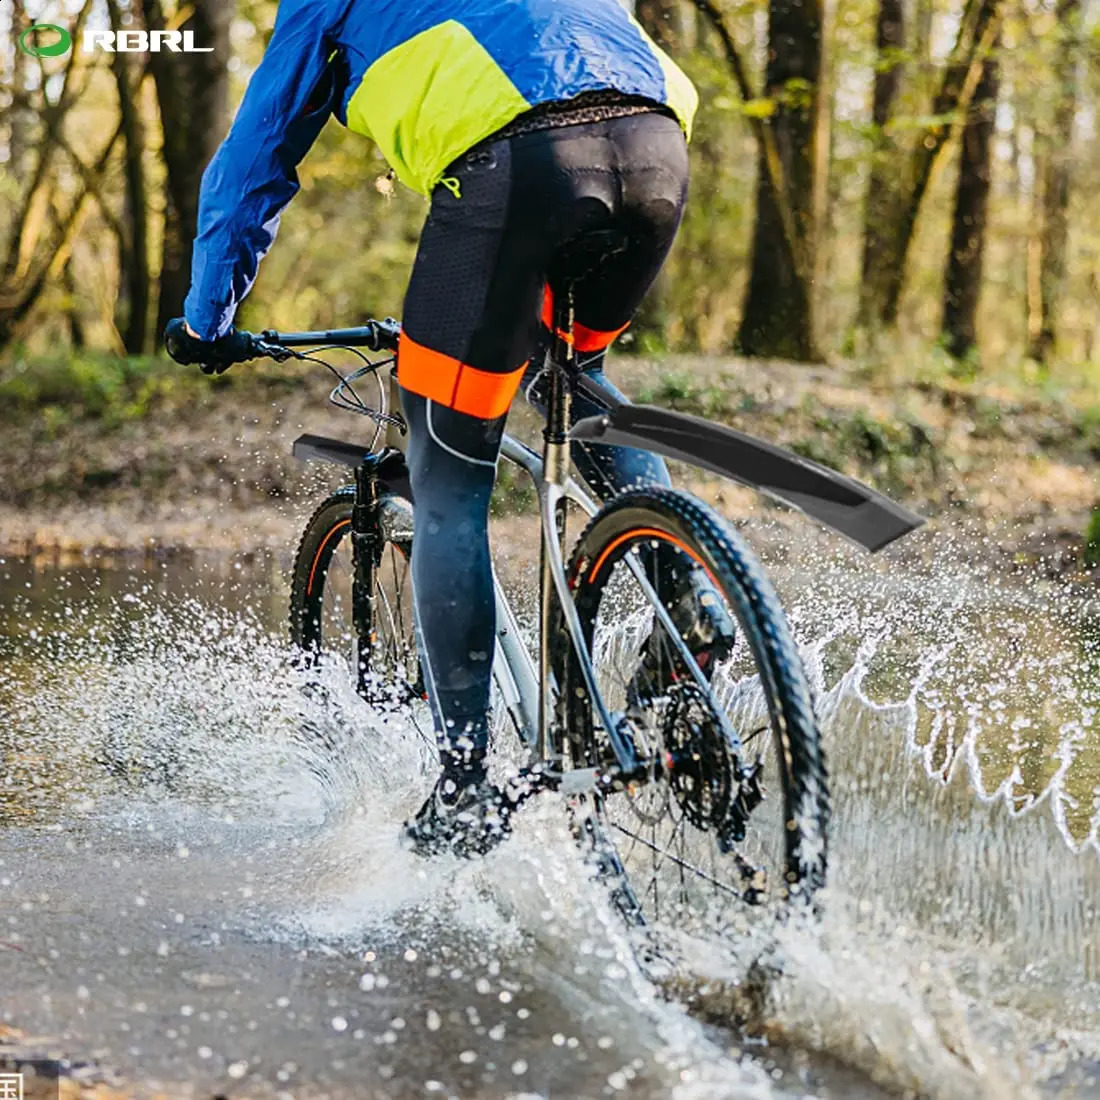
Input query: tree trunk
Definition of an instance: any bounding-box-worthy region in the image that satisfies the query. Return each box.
[857,0,905,329]
[633,0,685,350]
[138,0,231,338]
[8,3,32,182]
[736,0,823,361]
[0,1,97,349]
[814,0,836,335]
[1026,145,1045,352]
[107,0,151,354]
[941,33,1000,359]
[61,259,86,349]
[858,0,1002,329]
[1027,0,1081,363]
[913,0,934,74]
[637,0,684,50]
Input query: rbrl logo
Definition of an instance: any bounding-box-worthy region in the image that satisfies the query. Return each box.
[18,23,213,57]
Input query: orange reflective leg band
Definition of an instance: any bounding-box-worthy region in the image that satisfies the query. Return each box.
[397,332,525,420]
[540,286,631,354]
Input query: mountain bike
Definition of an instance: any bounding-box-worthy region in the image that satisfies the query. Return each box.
[207,275,921,930]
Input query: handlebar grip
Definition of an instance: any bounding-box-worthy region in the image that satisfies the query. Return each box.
[164,318,262,373]
[198,329,261,374]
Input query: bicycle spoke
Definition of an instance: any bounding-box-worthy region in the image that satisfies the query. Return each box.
[374,577,401,670]
[570,520,816,929]
[311,525,420,710]
[637,807,688,908]
[390,544,410,664]
[609,823,743,901]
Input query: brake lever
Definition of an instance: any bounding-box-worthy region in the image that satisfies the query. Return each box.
[252,337,298,363]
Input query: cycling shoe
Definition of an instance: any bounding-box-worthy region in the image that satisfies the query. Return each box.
[403,774,513,859]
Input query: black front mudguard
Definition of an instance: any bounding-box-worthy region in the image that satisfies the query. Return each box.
[292,435,412,501]
[570,403,923,553]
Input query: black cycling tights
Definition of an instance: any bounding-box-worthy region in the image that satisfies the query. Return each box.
[402,361,670,760]
[398,111,689,762]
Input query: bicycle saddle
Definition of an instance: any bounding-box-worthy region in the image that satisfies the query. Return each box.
[548,228,630,292]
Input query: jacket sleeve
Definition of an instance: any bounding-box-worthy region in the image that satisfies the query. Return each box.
[184,0,340,340]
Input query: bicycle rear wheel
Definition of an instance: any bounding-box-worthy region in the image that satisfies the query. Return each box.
[289,488,422,710]
[557,487,828,929]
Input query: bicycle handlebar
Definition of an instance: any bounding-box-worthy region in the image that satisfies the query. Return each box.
[165,317,401,372]
[254,319,401,354]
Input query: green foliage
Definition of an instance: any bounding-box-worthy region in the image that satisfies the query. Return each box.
[0,349,302,428]
[4,0,1099,374]
[791,406,938,496]
[490,459,536,517]
[1084,507,1100,568]
[0,351,166,424]
[1070,405,1100,460]
[740,98,777,118]
[778,78,814,111]
[635,369,730,418]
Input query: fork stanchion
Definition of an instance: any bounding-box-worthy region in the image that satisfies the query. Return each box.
[352,459,381,698]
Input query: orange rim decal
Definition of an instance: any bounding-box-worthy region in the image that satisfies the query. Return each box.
[308,519,351,597]
[587,527,716,589]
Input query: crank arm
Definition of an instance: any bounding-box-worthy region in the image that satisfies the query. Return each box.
[504,758,657,810]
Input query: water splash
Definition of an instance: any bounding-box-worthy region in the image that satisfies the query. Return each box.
[2,544,1099,1096]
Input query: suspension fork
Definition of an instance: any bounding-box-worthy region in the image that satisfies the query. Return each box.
[352,458,382,697]
[537,288,576,759]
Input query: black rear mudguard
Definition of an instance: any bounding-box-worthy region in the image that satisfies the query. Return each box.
[569,403,923,552]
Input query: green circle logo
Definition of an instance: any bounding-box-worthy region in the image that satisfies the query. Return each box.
[18,24,73,58]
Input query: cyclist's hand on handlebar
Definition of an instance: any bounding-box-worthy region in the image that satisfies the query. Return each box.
[164,317,258,375]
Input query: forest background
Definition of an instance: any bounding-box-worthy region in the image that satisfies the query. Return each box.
[1,0,1099,566]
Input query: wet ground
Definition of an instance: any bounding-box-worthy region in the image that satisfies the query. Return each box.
[1,526,1099,1099]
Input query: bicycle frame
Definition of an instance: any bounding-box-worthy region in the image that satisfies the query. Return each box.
[289,318,631,775]
[287,302,924,787]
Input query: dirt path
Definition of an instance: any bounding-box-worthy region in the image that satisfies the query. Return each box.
[1,354,1095,577]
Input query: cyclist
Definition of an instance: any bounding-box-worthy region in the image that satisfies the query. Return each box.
[165,0,735,857]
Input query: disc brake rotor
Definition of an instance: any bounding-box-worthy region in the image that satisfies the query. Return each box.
[660,681,735,831]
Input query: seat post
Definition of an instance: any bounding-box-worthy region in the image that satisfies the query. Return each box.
[537,283,575,761]
[543,283,575,489]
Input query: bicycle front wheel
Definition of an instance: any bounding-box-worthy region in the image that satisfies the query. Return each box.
[289,488,422,709]
[558,487,828,928]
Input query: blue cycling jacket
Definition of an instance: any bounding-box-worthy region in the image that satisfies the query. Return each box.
[184,0,698,340]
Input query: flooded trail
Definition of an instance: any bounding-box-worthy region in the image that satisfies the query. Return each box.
[0,537,1098,1099]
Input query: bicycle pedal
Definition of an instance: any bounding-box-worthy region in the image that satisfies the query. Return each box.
[502,763,559,809]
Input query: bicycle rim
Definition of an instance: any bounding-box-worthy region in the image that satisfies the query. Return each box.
[562,489,828,933]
